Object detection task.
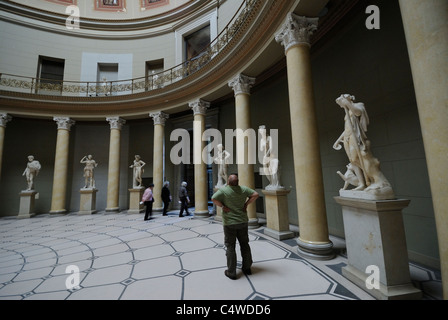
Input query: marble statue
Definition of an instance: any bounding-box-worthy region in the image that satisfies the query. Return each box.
[333,94,394,199]
[80,155,98,189]
[23,155,41,191]
[259,125,284,190]
[214,144,230,188]
[130,155,146,188]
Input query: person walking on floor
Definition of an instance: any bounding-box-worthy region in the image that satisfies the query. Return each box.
[211,174,259,280]
[162,181,172,216]
[179,181,190,217]
[142,184,154,221]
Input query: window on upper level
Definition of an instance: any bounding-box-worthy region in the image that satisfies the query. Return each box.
[97,63,118,96]
[146,59,164,90]
[184,24,211,62]
[37,56,65,95]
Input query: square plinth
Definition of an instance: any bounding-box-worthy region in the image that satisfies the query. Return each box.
[78,188,98,215]
[262,189,294,240]
[18,190,38,219]
[128,188,145,214]
[334,196,422,300]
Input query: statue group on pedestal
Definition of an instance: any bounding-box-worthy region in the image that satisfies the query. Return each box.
[259,125,284,190]
[129,155,146,188]
[333,94,394,199]
[23,155,41,191]
[80,155,98,189]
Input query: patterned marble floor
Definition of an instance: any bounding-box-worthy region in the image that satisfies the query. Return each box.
[0,210,442,301]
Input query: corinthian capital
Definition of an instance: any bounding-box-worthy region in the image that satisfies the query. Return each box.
[275,13,318,52]
[189,99,210,116]
[107,117,126,130]
[228,74,256,96]
[0,114,12,127]
[150,111,169,125]
[54,117,75,131]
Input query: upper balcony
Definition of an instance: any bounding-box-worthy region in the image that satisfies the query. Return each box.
[0,0,351,120]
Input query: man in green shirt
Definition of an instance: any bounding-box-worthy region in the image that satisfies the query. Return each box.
[212,174,259,280]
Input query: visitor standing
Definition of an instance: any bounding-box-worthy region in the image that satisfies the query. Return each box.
[142,184,154,221]
[212,174,259,280]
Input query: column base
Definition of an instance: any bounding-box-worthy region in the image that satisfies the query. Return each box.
[18,190,38,219]
[17,213,36,219]
[194,210,210,218]
[248,218,260,229]
[296,237,335,260]
[105,208,120,213]
[50,209,67,215]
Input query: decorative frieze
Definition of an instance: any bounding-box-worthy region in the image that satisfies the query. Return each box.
[275,13,319,52]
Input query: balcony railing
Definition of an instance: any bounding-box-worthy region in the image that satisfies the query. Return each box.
[0,0,257,98]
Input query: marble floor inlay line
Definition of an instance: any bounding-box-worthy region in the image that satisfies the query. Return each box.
[0,211,442,300]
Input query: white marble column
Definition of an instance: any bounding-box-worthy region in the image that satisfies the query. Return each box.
[106,117,126,212]
[399,0,448,299]
[276,13,333,259]
[228,74,258,228]
[150,111,169,211]
[0,114,12,180]
[189,99,210,218]
[50,117,75,214]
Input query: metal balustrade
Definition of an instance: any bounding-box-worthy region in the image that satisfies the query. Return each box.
[0,0,257,98]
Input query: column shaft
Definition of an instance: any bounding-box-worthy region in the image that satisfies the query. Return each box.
[189,100,210,217]
[50,129,70,213]
[276,14,333,259]
[150,112,169,211]
[286,45,329,243]
[0,126,5,179]
[153,124,164,210]
[106,117,125,212]
[235,93,257,224]
[193,113,209,215]
[0,114,12,180]
[50,117,74,214]
[399,0,448,299]
[229,74,258,228]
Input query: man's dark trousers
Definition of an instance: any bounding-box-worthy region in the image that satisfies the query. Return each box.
[224,223,253,278]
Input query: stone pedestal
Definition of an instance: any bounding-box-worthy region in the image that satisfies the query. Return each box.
[335,196,422,300]
[262,189,294,240]
[18,190,38,219]
[128,188,144,214]
[78,188,98,215]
